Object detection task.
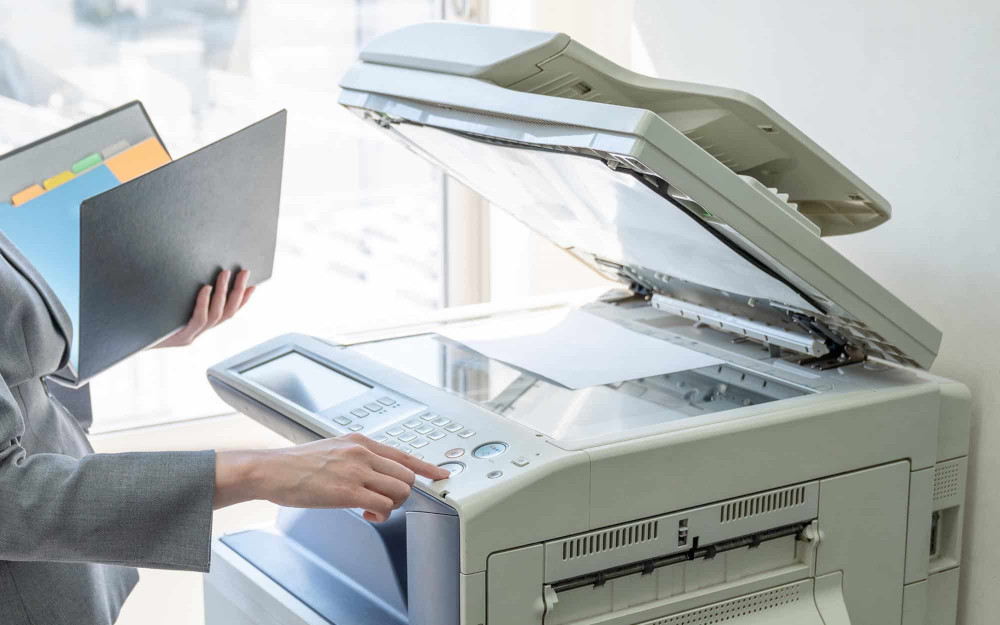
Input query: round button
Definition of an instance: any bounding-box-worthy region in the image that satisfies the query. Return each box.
[487,470,503,479]
[438,462,465,477]
[444,448,465,459]
[473,442,508,459]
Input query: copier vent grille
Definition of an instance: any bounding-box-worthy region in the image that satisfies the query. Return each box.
[934,461,962,502]
[561,520,659,561]
[720,486,807,523]
[641,582,803,625]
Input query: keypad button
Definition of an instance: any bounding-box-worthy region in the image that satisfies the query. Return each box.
[349,424,364,432]
[420,413,438,421]
[388,441,401,448]
[428,431,446,441]
[410,439,429,448]
[377,397,396,406]
[414,424,434,435]
[386,427,405,436]
[473,442,507,458]
[332,416,351,426]
[444,448,465,459]
[373,435,388,443]
[403,419,422,429]
[351,409,369,418]
[438,462,465,477]
[431,417,450,427]
[444,423,463,433]
[458,429,476,439]
[398,433,417,443]
[364,402,383,412]
[511,457,530,467]
[401,446,415,455]
[487,470,503,479]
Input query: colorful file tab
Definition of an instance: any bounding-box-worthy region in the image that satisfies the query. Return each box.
[11,184,45,206]
[101,140,130,159]
[6,136,170,206]
[71,153,102,174]
[43,170,75,190]
[105,137,171,183]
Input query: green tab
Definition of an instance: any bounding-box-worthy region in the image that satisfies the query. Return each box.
[71,153,102,174]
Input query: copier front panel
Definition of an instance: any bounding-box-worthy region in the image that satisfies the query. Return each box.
[206,306,968,625]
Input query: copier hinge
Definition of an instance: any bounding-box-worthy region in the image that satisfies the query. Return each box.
[787,312,866,369]
[794,345,866,370]
[650,294,828,357]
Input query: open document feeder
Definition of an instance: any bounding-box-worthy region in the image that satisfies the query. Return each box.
[203,22,970,625]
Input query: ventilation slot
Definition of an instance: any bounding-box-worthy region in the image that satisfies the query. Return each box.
[934,462,961,502]
[641,582,803,625]
[561,520,659,561]
[720,486,807,523]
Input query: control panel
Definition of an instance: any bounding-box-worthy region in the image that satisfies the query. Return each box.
[369,411,479,461]
[207,334,548,496]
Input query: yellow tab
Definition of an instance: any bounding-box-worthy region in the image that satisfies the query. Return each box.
[105,136,171,183]
[42,170,75,190]
[11,184,45,206]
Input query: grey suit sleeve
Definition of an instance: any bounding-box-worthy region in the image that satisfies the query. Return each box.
[0,373,216,572]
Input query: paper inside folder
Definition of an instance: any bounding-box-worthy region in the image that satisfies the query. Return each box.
[438,309,724,389]
[1,165,122,369]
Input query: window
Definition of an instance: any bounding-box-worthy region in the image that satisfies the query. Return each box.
[0,0,452,431]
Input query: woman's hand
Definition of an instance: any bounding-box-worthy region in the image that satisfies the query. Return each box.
[213,433,451,522]
[155,269,255,348]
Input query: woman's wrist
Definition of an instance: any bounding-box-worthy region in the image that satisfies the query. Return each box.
[213,449,272,509]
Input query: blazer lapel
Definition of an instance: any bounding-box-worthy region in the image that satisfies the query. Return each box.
[0,230,74,372]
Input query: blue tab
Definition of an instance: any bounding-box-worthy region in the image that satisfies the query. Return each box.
[0,165,121,369]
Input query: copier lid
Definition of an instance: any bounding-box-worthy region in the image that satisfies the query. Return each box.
[339,22,941,369]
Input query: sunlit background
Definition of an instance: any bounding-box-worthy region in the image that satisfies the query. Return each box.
[0,0,451,430]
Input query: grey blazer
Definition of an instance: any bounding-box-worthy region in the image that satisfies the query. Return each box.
[0,232,216,624]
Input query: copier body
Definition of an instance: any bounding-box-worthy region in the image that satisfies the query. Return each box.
[203,22,971,625]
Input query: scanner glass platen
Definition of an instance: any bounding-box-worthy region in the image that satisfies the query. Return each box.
[350,332,809,445]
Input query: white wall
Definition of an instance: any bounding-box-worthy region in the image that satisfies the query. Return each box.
[625,1,997,622]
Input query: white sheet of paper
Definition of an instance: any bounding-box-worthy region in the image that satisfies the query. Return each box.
[438,309,723,389]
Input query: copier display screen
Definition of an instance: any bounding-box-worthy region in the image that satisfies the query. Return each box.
[242,352,371,413]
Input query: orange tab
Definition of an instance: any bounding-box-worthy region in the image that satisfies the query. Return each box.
[105,136,171,183]
[11,184,45,206]
[42,170,75,190]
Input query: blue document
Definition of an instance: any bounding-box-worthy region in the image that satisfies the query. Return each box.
[0,165,121,369]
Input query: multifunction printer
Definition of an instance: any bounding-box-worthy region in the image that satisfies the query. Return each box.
[203,22,970,625]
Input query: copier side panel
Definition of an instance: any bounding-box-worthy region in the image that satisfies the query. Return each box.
[585,383,940,529]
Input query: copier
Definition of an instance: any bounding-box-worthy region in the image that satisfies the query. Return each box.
[203,22,970,625]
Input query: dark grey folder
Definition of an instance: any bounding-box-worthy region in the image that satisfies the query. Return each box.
[66,110,286,384]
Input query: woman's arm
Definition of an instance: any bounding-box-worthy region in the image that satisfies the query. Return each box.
[0,372,448,570]
[0,371,217,570]
[215,435,449,522]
